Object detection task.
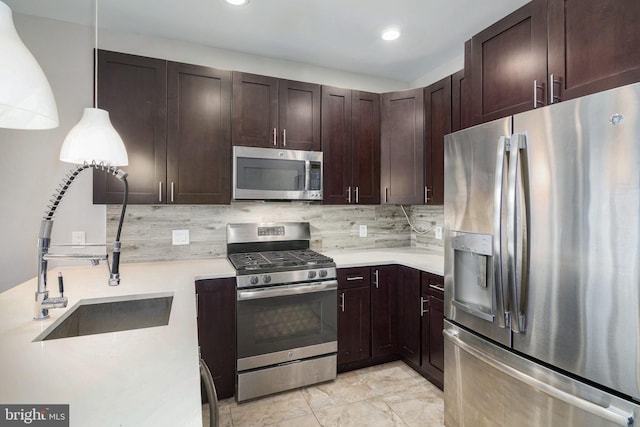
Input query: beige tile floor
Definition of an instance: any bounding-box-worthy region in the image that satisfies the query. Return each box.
[203,361,444,427]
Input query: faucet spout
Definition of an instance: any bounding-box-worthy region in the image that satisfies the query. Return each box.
[33,162,129,320]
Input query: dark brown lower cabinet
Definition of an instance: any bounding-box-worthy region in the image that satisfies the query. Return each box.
[420,272,444,389]
[370,265,399,358]
[337,268,371,366]
[195,278,236,400]
[398,266,421,367]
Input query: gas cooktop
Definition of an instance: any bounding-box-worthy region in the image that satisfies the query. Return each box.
[226,222,336,287]
[228,249,334,274]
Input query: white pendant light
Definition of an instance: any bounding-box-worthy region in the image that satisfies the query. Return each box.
[60,107,128,165]
[0,1,58,129]
[59,0,128,166]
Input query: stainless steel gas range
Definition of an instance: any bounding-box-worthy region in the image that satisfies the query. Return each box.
[227,222,337,402]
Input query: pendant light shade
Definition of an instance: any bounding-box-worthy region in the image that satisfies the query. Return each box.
[59,107,128,166]
[0,1,58,129]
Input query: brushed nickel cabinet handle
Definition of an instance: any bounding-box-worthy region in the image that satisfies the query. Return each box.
[346,276,364,281]
[273,127,277,146]
[420,296,429,317]
[549,74,561,104]
[170,182,175,202]
[340,292,345,312]
[373,269,379,289]
[533,80,545,108]
[429,284,445,292]
[159,182,163,202]
[355,186,359,204]
[347,186,352,204]
[283,128,286,147]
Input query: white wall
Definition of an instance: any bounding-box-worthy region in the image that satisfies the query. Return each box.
[0,14,103,293]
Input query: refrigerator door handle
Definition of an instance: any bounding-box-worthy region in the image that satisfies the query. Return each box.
[506,133,529,333]
[493,136,510,328]
[444,328,635,426]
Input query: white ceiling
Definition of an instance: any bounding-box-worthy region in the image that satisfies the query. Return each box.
[5,0,529,84]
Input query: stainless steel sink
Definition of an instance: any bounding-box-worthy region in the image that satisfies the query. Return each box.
[34,292,173,341]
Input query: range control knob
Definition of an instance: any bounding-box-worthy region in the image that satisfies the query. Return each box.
[263,275,272,284]
[319,270,328,278]
[250,276,259,285]
[308,271,317,279]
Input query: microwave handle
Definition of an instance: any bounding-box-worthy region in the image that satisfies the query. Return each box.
[305,160,310,191]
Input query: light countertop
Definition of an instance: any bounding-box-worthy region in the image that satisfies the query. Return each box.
[0,248,441,426]
[0,258,234,427]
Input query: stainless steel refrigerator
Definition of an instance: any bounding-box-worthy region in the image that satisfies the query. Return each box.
[444,83,640,426]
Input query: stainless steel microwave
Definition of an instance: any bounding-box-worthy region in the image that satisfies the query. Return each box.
[232,146,323,201]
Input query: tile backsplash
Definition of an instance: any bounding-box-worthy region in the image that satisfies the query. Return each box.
[107,202,444,263]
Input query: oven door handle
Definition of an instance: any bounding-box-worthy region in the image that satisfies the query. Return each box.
[237,280,338,301]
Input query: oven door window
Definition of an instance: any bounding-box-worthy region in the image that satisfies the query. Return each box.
[237,288,337,359]
[236,157,305,191]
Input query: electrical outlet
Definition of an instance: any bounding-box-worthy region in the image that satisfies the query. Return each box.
[72,231,85,248]
[434,226,443,240]
[172,229,190,246]
[359,225,367,237]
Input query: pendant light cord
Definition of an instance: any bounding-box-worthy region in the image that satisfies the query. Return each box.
[94,0,98,108]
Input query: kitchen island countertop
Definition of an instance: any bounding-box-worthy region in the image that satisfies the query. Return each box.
[0,258,234,427]
[0,247,441,426]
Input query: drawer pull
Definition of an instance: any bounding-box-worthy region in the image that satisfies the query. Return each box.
[429,284,445,292]
[346,276,364,281]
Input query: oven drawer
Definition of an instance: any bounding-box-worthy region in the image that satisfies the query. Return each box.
[237,354,337,402]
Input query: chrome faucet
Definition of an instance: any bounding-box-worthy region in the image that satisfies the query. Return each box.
[34,162,128,320]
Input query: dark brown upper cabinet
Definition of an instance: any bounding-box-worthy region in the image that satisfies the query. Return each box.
[167,62,232,204]
[94,50,231,204]
[232,72,321,151]
[468,0,640,126]
[547,0,640,103]
[322,86,380,205]
[381,88,425,205]
[469,1,548,125]
[424,77,451,206]
[95,50,167,204]
[452,41,472,132]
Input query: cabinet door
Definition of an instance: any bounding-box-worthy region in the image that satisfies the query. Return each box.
[420,272,444,389]
[321,86,352,205]
[470,1,547,124]
[196,278,236,400]
[381,89,425,204]
[167,62,231,204]
[279,80,321,151]
[398,266,421,367]
[371,265,398,358]
[452,41,472,132]
[95,50,167,204]
[338,286,371,365]
[424,77,451,206]
[547,0,640,102]
[428,293,444,373]
[232,72,279,148]
[352,91,381,205]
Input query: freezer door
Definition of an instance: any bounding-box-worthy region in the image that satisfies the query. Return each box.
[512,83,640,401]
[444,117,512,346]
[444,321,638,427]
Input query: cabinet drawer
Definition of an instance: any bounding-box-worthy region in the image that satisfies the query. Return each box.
[338,267,371,289]
[421,272,444,297]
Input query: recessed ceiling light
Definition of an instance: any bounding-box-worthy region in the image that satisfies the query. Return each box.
[225,0,249,5]
[382,29,401,41]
